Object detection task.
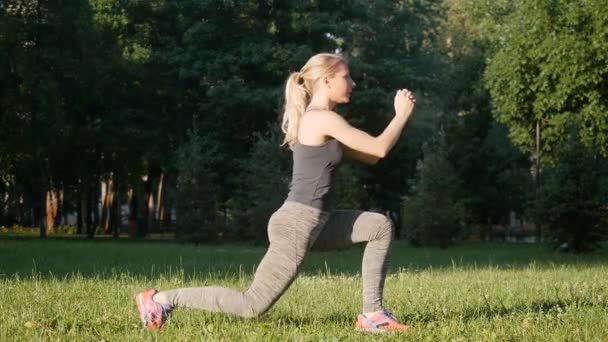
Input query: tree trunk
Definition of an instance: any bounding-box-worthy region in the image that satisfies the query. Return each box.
[62,188,67,227]
[35,0,46,240]
[77,186,83,234]
[86,185,95,238]
[76,180,87,234]
[105,174,116,235]
[3,189,9,226]
[39,188,46,239]
[111,183,120,238]
[101,175,115,234]
[138,174,152,238]
[45,189,58,234]
[45,191,51,232]
[534,119,542,243]
[157,173,165,234]
[54,186,63,228]
[92,179,100,235]
[100,176,108,233]
[127,188,138,238]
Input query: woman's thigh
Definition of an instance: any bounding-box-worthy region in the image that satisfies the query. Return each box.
[311,209,392,251]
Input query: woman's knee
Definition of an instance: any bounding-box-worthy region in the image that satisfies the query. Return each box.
[381,215,396,239]
[370,213,395,241]
[241,297,274,319]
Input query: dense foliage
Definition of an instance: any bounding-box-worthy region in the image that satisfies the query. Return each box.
[527,132,608,252]
[402,132,468,248]
[1,0,606,250]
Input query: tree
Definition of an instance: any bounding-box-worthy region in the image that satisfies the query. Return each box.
[341,0,447,213]
[483,0,608,160]
[174,129,220,241]
[402,131,468,248]
[429,0,533,231]
[233,126,291,244]
[527,131,608,252]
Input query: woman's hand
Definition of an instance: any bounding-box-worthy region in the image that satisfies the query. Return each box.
[394,89,416,119]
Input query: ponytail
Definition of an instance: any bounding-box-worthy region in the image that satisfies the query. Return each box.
[281,72,310,147]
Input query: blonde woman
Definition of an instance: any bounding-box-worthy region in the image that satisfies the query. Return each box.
[136,53,416,333]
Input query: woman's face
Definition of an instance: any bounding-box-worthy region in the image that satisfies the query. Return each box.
[326,62,355,104]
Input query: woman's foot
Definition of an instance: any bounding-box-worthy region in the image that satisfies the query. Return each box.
[135,289,170,329]
[355,310,410,333]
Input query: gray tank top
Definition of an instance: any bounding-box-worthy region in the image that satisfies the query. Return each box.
[286,139,343,211]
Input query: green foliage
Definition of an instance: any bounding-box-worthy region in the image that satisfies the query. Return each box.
[4,0,604,247]
[174,130,219,241]
[484,0,608,160]
[480,123,534,219]
[527,132,608,252]
[443,114,533,226]
[233,127,291,243]
[0,225,38,236]
[0,0,156,234]
[342,0,447,211]
[402,132,468,248]
[436,0,532,230]
[0,224,76,236]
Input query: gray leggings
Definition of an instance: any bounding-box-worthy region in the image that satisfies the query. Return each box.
[154,201,394,317]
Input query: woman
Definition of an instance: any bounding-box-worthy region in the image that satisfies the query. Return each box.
[136,53,416,333]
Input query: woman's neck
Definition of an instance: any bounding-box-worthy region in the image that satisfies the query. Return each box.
[307,93,335,111]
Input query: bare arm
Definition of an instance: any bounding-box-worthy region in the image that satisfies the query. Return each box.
[320,89,416,159]
[343,145,381,165]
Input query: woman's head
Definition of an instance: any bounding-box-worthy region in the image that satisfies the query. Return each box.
[281,53,353,147]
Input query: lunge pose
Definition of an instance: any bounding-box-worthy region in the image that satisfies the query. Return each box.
[136,53,416,333]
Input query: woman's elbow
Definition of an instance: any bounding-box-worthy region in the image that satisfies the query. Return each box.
[375,147,388,159]
[365,153,382,165]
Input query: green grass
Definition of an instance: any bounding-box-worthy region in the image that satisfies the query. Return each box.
[1,237,607,341]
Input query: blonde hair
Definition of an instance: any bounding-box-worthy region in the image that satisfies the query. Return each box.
[281,53,346,147]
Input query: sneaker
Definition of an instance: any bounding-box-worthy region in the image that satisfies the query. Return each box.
[136,289,169,329]
[355,310,410,333]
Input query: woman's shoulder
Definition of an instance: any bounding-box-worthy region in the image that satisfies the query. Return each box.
[303,110,343,124]
[298,110,343,146]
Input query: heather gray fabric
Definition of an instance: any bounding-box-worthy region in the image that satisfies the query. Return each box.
[286,139,343,211]
[153,201,394,317]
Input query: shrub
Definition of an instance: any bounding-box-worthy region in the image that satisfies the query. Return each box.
[233,127,291,244]
[527,134,608,252]
[402,132,468,248]
[174,130,220,242]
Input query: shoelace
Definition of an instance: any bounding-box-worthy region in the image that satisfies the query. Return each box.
[383,310,397,321]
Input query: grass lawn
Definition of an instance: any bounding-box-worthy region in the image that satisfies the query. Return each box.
[1,237,607,341]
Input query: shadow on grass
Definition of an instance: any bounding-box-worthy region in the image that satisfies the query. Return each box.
[265,295,608,329]
[261,291,608,328]
[403,295,608,324]
[0,236,607,280]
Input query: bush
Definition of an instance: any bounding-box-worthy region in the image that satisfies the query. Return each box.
[0,225,38,236]
[402,132,468,248]
[232,127,291,244]
[527,134,608,252]
[174,130,220,242]
[54,225,78,235]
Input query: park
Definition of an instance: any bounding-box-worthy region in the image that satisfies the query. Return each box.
[1,0,607,340]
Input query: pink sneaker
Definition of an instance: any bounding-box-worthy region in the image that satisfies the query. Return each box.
[355,310,410,333]
[136,289,169,329]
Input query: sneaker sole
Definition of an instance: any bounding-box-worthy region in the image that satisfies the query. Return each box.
[355,327,388,333]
